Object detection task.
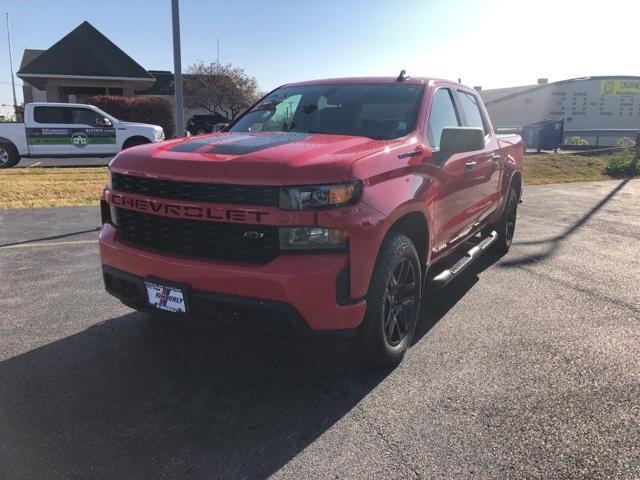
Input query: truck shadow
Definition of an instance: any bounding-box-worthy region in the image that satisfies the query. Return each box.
[0,313,381,479]
[414,251,501,343]
[500,178,630,268]
[0,256,500,480]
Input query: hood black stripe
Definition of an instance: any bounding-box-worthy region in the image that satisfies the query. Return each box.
[207,133,310,155]
[168,133,255,153]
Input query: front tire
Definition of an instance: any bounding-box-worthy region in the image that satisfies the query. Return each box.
[356,234,422,368]
[122,137,150,150]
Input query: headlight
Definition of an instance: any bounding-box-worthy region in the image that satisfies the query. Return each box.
[279,227,347,250]
[155,129,165,141]
[279,182,361,210]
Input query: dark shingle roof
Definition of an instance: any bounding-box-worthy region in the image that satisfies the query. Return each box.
[17,21,153,79]
[19,49,44,70]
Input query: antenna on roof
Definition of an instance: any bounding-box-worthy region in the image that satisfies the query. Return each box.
[397,69,409,82]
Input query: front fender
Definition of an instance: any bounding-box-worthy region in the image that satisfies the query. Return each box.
[318,170,435,299]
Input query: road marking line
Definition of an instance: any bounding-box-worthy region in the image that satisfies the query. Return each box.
[28,161,42,167]
[0,239,98,249]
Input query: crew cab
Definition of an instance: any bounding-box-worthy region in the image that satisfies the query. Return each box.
[99,75,523,367]
[0,102,164,168]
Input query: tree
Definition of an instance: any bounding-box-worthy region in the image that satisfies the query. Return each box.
[183,62,261,120]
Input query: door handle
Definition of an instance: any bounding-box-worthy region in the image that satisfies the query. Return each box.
[465,161,477,169]
[491,153,501,164]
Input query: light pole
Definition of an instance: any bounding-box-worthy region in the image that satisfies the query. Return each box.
[5,13,17,118]
[171,0,184,137]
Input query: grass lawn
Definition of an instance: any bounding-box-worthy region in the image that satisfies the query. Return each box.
[523,153,610,185]
[0,167,108,208]
[0,152,628,208]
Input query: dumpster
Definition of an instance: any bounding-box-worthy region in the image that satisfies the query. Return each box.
[521,119,564,152]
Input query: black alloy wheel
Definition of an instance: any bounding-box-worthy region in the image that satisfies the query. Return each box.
[383,258,417,347]
[504,189,518,248]
[357,233,422,368]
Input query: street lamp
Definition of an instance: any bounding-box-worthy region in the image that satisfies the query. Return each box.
[171,0,184,138]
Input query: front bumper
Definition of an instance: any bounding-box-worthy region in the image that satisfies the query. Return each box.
[99,224,367,333]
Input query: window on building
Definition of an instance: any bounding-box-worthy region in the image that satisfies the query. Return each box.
[33,106,71,124]
[426,88,460,149]
[457,90,489,135]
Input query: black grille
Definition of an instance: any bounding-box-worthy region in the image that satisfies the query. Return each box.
[116,208,279,264]
[111,173,278,206]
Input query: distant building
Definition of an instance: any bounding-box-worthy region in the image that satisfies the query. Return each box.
[16,21,237,121]
[478,76,640,133]
[17,21,154,104]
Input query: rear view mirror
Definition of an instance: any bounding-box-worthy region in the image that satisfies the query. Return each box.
[98,117,112,127]
[439,127,485,155]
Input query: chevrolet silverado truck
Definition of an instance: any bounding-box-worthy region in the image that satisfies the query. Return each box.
[99,75,523,367]
[0,102,164,168]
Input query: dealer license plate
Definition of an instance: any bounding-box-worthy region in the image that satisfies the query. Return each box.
[145,281,187,313]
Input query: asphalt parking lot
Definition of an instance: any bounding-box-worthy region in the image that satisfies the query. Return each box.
[0,179,638,479]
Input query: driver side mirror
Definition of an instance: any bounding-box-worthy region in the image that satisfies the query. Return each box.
[98,117,112,127]
[434,127,485,163]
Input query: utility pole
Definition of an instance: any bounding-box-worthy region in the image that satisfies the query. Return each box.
[171,0,184,137]
[5,13,17,118]
[216,38,219,65]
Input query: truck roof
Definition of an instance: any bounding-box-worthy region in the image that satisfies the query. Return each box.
[282,76,458,88]
[25,102,103,109]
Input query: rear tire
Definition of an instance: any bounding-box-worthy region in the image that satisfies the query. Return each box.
[491,186,519,254]
[0,143,19,168]
[356,234,422,368]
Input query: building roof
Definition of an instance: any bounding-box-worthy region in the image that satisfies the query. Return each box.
[478,84,537,103]
[145,70,174,95]
[480,75,640,106]
[19,49,44,70]
[17,21,153,80]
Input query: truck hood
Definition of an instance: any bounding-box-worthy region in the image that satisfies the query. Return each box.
[117,121,162,131]
[109,131,388,185]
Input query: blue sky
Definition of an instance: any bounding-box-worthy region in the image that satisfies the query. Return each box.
[1,0,639,114]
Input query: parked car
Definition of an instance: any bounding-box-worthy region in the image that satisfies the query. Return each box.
[0,102,164,168]
[186,114,229,135]
[99,75,523,367]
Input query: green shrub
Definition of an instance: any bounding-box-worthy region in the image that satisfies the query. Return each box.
[603,149,639,178]
[615,137,635,149]
[87,95,175,139]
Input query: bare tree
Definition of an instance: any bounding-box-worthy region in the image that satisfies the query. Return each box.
[183,62,261,120]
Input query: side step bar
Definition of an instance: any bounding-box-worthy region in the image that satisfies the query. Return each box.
[428,231,498,290]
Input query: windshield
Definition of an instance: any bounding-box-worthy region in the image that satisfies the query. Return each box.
[229,83,424,140]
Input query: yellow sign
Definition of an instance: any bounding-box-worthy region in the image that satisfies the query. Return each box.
[601,79,640,96]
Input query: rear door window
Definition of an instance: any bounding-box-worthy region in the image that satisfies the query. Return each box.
[33,107,71,124]
[457,91,489,135]
[427,88,460,149]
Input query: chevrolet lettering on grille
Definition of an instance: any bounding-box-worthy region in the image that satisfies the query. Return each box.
[110,192,269,223]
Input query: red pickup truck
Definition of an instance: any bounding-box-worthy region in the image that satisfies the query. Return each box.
[99,75,523,367]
